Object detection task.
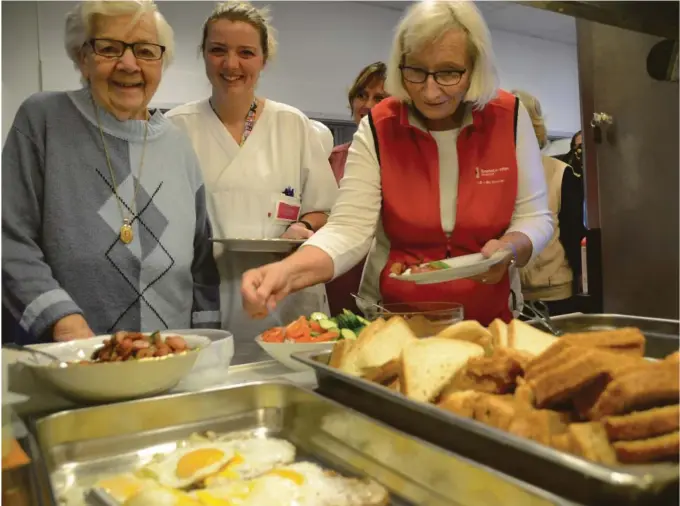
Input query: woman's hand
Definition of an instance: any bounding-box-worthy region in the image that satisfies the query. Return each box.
[280,222,313,240]
[241,262,294,318]
[52,314,95,342]
[468,239,514,285]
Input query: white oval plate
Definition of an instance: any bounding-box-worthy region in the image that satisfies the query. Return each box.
[390,250,510,285]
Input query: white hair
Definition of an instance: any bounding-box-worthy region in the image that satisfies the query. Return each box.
[512,89,548,149]
[64,0,175,73]
[385,0,500,109]
[310,120,334,158]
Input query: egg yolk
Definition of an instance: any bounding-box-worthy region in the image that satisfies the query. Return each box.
[267,469,305,486]
[96,477,143,501]
[176,449,226,478]
[204,453,245,485]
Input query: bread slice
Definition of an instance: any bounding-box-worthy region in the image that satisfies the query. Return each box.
[568,422,619,465]
[339,316,416,376]
[508,319,557,356]
[436,320,493,352]
[400,338,485,403]
[488,319,509,348]
[613,431,680,464]
[328,339,354,369]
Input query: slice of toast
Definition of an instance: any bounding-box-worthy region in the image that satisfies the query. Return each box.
[437,390,483,418]
[436,320,493,353]
[328,339,354,369]
[560,328,646,357]
[613,431,680,464]
[400,338,485,403]
[568,422,619,465]
[603,405,680,442]
[338,316,416,376]
[508,319,557,357]
[488,319,509,348]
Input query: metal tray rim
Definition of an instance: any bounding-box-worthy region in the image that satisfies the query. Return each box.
[548,312,680,326]
[291,349,680,489]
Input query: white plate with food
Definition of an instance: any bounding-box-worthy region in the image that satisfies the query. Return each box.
[17,331,212,403]
[389,250,510,285]
[210,238,305,253]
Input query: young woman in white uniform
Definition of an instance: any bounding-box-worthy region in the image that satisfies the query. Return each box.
[167,1,338,362]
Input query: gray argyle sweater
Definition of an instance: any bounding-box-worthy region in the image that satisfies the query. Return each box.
[2,87,221,341]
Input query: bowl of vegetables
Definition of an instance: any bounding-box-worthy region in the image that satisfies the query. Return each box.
[256,310,369,371]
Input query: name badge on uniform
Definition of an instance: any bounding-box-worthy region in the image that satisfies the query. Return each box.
[275,198,301,222]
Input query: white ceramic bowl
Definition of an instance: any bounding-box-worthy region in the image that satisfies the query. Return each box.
[255,336,336,372]
[18,333,212,403]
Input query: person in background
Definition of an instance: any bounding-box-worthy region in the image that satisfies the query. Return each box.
[166,1,338,361]
[512,90,581,315]
[554,129,586,301]
[556,130,583,174]
[2,0,220,344]
[241,1,553,326]
[326,62,388,315]
[329,62,388,183]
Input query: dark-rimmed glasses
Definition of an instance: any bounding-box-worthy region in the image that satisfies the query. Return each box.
[399,65,466,86]
[88,38,166,61]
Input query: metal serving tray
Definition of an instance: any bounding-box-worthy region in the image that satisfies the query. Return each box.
[210,238,304,253]
[26,381,574,506]
[535,313,679,358]
[293,314,680,506]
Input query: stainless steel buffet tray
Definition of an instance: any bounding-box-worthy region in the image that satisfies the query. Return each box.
[293,314,680,506]
[532,313,679,358]
[210,238,304,253]
[26,381,574,506]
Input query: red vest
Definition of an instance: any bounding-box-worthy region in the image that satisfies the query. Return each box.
[370,91,518,325]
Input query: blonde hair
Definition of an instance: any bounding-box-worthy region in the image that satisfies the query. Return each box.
[200,1,278,63]
[385,0,499,109]
[65,0,174,72]
[512,89,548,149]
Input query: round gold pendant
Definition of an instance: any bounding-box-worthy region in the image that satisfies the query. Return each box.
[120,223,134,244]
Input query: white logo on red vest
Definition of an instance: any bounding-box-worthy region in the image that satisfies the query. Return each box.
[476,166,509,185]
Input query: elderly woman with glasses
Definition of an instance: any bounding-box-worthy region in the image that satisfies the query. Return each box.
[242,1,553,326]
[2,0,220,343]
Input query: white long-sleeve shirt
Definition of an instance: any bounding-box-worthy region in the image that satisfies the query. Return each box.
[306,100,553,306]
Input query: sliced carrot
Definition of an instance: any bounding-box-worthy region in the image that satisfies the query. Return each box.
[309,321,323,333]
[312,331,340,342]
[285,316,310,339]
[261,327,285,343]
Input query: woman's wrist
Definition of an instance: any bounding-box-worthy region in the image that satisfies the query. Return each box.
[499,232,532,267]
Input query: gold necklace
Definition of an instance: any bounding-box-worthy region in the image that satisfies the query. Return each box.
[93,101,149,244]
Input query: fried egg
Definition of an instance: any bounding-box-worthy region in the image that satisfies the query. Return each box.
[123,486,203,506]
[196,462,389,506]
[91,473,160,503]
[140,442,237,489]
[202,438,296,486]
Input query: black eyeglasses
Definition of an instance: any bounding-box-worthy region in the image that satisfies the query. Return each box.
[399,65,466,86]
[88,38,166,61]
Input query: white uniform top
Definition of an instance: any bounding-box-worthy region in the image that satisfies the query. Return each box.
[305,102,554,317]
[167,99,338,362]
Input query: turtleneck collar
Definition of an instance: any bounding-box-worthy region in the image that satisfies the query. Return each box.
[67,87,170,142]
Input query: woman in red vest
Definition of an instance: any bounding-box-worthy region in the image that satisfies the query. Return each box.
[241,1,553,326]
[326,61,388,315]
